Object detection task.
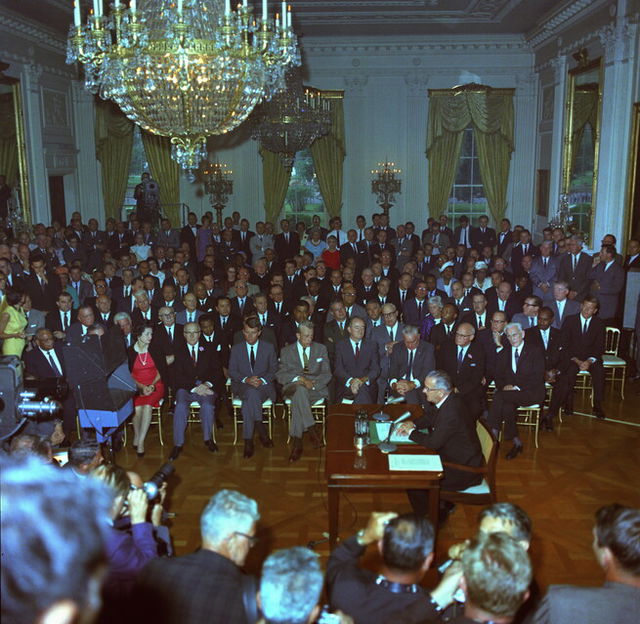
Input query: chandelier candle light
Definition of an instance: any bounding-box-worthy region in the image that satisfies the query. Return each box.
[67,0,301,170]
[371,161,402,217]
[202,160,233,227]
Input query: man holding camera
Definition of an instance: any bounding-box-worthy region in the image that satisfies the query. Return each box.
[134,172,160,225]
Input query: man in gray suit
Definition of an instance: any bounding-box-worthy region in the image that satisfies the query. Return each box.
[249,221,274,262]
[387,325,435,404]
[334,316,380,403]
[529,241,558,303]
[548,281,580,329]
[589,244,625,322]
[276,320,331,462]
[228,316,278,458]
[371,303,404,402]
[155,218,180,249]
[533,503,640,624]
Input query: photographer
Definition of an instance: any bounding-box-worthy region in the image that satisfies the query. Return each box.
[134,172,160,225]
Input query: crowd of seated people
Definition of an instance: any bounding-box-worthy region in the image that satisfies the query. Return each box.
[0,208,637,465]
[2,451,638,624]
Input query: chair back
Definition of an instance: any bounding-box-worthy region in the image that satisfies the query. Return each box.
[476,419,497,466]
[605,326,620,356]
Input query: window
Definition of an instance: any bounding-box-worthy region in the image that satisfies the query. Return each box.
[283,149,327,228]
[567,123,594,236]
[447,126,488,226]
[122,126,149,220]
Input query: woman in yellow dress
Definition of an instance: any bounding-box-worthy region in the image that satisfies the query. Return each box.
[0,288,27,357]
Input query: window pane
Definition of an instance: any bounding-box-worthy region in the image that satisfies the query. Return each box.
[283,149,327,228]
[455,158,471,185]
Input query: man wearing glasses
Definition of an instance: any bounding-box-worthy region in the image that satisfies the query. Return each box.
[135,489,260,624]
[512,295,543,329]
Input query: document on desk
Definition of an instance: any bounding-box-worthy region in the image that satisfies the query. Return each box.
[374,423,415,444]
[388,454,443,472]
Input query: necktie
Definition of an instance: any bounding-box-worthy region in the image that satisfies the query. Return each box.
[352,243,357,253]
[354,342,360,360]
[542,330,548,349]
[221,317,226,329]
[523,244,528,255]
[125,287,130,297]
[462,229,467,246]
[261,314,266,326]
[401,291,406,304]
[583,319,588,334]
[543,258,548,268]
[63,312,69,331]
[285,233,289,243]
[188,312,193,323]
[191,346,197,364]
[339,321,344,332]
[573,255,577,272]
[417,301,423,317]
[445,324,450,336]
[48,352,62,376]
[407,350,414,379]
[276,302,281,314]
[168,327,173,341]
[514,348,520,371]
[457,347,464,372]
[302,347,309,370]
[529,317,534,327]
[250,345,256,370]
[388,327,394,340]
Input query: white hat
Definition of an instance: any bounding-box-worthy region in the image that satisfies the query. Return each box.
[475,261,489,271]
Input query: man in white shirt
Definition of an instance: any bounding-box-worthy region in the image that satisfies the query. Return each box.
[549,280,580,329]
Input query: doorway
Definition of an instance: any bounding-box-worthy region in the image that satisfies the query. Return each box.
[48,175,65,225]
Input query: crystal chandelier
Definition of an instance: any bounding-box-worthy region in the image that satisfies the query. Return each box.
[202,160,233,226]
[251,67,331,168]
[67,0,301,170]
[371,161,402,216]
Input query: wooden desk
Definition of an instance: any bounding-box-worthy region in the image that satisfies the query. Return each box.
[325,403,443,546]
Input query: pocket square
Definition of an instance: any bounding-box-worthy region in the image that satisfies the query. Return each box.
[315,357,323,362]
[470,363,476,367]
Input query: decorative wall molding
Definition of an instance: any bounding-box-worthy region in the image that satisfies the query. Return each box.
[0,12,66,54]
[599,22,637,64]
[0,51,76,80]
[343,75,369,94]
[404,72,430,96]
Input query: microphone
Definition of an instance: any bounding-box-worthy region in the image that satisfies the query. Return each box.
[378,411,411,454]
[372,395,406,422]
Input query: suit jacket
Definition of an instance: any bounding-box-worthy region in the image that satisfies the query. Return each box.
[131,308,159,327]
[402,297,429,326]
[339,241,360,266]
[249,233,274,260]
[45,309,75,337]
[24,272,62,312]
[486,291,521,320]
[322,319,349,365]
[371,322,405,366]
[94,310,116,328]
[524,326,563,371]
[453,225,474,248]
[624,253,640,270]
[228,339,278,393]
[548,298,580,329]
[68,279,93,306]
[388,341,435,388]
[23,344,67,379]
[334,338,380,387]
[276,341,331,395]
[151,323,186,364]
[356,239,376,268]
[134,549,252,624]
[274,231,300,265]
[560,314,605,363]
[533,581,639,624]
[530,256,559,300]
[156,229,180,249]
[23,308,46,336]
[422,230,451,252]
[470,226,497,251]
[494,341,545,403]
[510,242,539,274]
[589,261,625,319]
[229,296,255,319]
[179,224,199,257]
[436,340,486,397]
[446,295,473,316]
[511,313,539,330]
[428,322,458,352]
[200,332,230,370]
[409,393,483,490]
[476,328,509,384]
[462,310,490,331]
[556,252,593,301]
[497,230,512,257]
[172,342,222,391]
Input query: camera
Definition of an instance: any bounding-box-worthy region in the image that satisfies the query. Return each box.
[143,462,175,501]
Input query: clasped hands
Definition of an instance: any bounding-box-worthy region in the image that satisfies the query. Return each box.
[393,379,415,396]
[194,383,215,396]
[296,376,314,390]
[244,376,264,388]
[349,376,367,394]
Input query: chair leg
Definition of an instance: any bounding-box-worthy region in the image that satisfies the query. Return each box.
[158,411,164,446]
[534,409,539,449]
[621,367,626,399]
[233,409,239,445]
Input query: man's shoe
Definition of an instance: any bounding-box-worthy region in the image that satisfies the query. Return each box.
[204,439,219,453]
[541,416,554,432]
[307,424,325,449]
[505,444,523,460]
[168,445,183,461]
[216,418,224,429]
[288,437,303,463]
[255,423,274,448]
[243,439,255,459]
[594,405,606,420]
[563,403,574,416]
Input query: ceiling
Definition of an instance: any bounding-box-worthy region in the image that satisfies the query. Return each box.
[3,0,571,41]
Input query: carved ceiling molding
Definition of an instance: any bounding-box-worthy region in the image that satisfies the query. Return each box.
[0,12,66,54]
[0,50,76,82]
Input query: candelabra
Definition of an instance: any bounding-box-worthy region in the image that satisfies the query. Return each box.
[371,161,402,216]
[203,161,233,226]
[66,0,300,170]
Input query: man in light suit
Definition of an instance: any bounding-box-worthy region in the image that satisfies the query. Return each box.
[228,316,278,458]
[176,292,203,326]
[22,295,46,339]
[249,221,274,262]
[512,295,543,330]
[589,244,625,322]
[276,321,331,462]
[529,241,558,303]
[156,218,180,249]
[334,316,380,403]
[387,325,435,405]
[533,504,640,624]
[548,281,580,329]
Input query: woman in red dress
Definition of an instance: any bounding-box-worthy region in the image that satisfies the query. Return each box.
[128,322,164,457]
[321,235,341,270]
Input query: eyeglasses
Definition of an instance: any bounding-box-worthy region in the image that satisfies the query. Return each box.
[234,531,258,546]
[424,387,439,393]
[454,332,473,338]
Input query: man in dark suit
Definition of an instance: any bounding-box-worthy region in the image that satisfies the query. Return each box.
[510,230,538,275]
[556,235,593,301]
[486,281,520,321]
[447,280,473,317]
[534,503,640,624]
[279,300,313,348]
[323,300,349,371]
[437,322,486,420]
[623,239,640,270]
[253,293,281,335]
[167,322,222,460]
[463,292,490,331]
[151,307,185,380]
[476,311,510,385]
[470,215,497,251]
[213,296,242,352]
[402,281,430,326]
[156,218,180,249]
[23,255,61,312]
[487,321,545,459]
[274,219,300,268]
[387,325,435,404]
[130,292,159,326]
[497,219,512,258]
[228,317,278,458]
[589,244,625,321]
[179,212,200,259]
[371,303,404,402]
[339,230,361,266]
[236,220,254,264]
[229,280,255,319]
[66,305,100,344]
[428,303,459,352]
[547,296,607,421]
[23,328,76,440]
[68,265,93,306]
[356,228,377,269]
[94,294,116,328]
[334,317,380,403]
[397,370,483,515]
[46,291,75,341]
[134,489,260,624]
[548,280,581,329]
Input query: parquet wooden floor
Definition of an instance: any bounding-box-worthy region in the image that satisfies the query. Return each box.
[117,379,640,592]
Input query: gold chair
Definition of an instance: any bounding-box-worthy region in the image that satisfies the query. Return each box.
[515,404,541,448]
[113,399,165,447]
[229,379,274,445]
[187,401,217,443]
[603,326,626,399]
[440,420,497,505]
[284,398,327,444]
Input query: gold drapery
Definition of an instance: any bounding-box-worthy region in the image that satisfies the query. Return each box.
[310,95,345,218]
[261,147,292,225]
[95,100,134,222]
[0,93,18,188]
[140,131,181,225]
[427,89,514,224]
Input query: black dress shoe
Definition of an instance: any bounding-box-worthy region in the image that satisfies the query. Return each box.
[505,444,523,460]
[204,439,219,453]
[541,417,554,432]
[136,450,145,458]
[168,445,183,461]
[288,437,303,463]
[563,404,574,415]
[243,439,255,459]
[594,406,606,420]
[260,437,274,448]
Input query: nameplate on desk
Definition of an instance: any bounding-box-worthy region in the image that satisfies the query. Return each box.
[388,454,443,472]
[374,423,415,444]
